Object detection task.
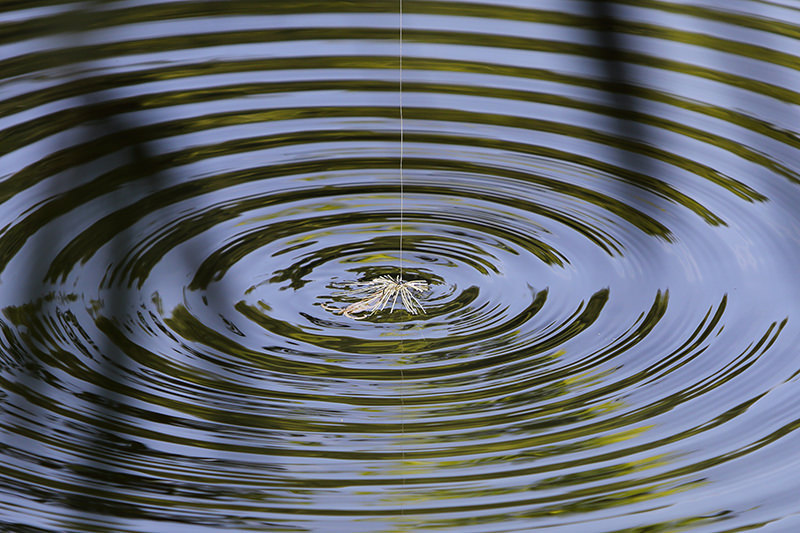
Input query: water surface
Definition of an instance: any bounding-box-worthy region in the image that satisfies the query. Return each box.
[2,1,800,531]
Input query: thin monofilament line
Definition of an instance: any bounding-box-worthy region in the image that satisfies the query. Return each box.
[399,0,404,281]
[399,0,406,510]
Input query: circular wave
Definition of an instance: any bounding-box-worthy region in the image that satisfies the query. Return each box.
[2,1,800,532]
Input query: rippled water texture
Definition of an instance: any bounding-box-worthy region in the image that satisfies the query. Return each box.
[3,1,800,531]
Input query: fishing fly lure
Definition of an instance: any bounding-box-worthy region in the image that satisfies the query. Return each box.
[323,276,428,319]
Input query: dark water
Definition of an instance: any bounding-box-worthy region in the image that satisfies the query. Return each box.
[2,1,800,531]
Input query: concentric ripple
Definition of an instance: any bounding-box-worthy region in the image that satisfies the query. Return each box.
[3,1,800,532]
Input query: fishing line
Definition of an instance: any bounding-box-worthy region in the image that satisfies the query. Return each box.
[399,0,404,281]
[399,0,407,512]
